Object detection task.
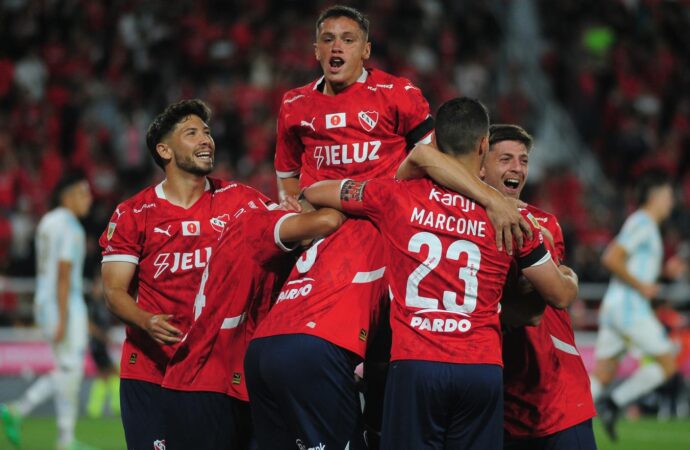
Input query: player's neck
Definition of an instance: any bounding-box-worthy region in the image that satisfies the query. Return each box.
[641,205,663,223]
[161,172,208,208]
[453,154,481,178]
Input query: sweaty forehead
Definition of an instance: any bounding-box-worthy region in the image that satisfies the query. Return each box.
[491,140,529,156]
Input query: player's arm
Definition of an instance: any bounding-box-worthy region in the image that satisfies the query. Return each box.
[54,260,72,343]
[278,207,345,243]
[397,143,532,254]
[301,180,347,211]
[277,176,303,212]
[101,261,182,345]
[521,259,579,309]
[601,241,658,299]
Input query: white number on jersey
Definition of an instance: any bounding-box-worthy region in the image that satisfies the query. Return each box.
[405,231,481,313]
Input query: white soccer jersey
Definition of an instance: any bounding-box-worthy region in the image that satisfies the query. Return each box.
[601,210,662,322]
[34,207,88,342]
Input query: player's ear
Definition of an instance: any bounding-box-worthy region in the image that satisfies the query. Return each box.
[156,142,173,164]
[479,165,486,179]
[477,135,488,158]
[314,42,321,61]
[363,41,371,60]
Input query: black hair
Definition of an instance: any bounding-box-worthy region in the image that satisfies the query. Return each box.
[435,97,489,156]
[316,5,369,39]
[51,170,88,208]
[489,124,533,151]
[145,99,212,169]
[635,169,671,207]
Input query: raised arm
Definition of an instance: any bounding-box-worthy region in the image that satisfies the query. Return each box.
[398,143,532,254]
[101,261,182,345]
[278,207,346,243]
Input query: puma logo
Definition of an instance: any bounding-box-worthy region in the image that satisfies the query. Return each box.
[154,225,172,237]
[300,117,316,132]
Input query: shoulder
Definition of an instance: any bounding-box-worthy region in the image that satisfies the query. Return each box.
[280,82,317,108]
[526,204,561,228]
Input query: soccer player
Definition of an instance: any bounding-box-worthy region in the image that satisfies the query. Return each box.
[100,99,257,449]
[303,98,580,450]
[1,172,97,450]
[254,5,528,449]
[590,170,677,440]
[480,124,596,449]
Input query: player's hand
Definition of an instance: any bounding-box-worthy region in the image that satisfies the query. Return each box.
[145,314,182,345]
[485,194,531,255]
[53,321,66,343]
[279,194,302,212]
[638,282,660,300]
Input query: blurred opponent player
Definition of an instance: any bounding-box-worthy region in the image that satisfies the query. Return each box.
[590,170,677,440]
[1,172,97,450]
[480,124,596,449]
[303,98,580,450]
[249,6,526,450]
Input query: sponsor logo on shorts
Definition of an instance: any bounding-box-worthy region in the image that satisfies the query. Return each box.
[296,439,326,450]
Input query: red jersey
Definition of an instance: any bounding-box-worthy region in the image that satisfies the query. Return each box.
[162,205,295,400]
[275,68,433,188]
[252,218,388,358]
[342,178,549,365]
[99,179,275,386]
[503,205,595,438]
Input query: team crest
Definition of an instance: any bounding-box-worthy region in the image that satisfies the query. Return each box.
[107,222,116,240]
[358,111,379,132]
[210,214,229,233]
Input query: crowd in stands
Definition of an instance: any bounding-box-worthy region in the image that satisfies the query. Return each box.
[0,0,689,324]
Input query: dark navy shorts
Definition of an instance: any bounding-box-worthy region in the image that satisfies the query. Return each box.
[161,388,251,450]
[504,419,597,450]
[245,334,367,450]
[380,360,503,450]
[120,379,167,450]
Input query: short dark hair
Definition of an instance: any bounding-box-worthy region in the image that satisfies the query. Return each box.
[635,169,671,207]
[52,170,88,208]
[316,5,369,39]
[489,124,533,151]
[435,97,489,156]
[145,99,212,169]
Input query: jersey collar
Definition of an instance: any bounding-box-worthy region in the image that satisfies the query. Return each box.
[313,69,369,92]
[155,178,211,200]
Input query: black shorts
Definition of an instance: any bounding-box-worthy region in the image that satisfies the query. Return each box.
[120,379,166,450]
[161,388,252,450]
[245,334,367,450]
[504,419,597,450]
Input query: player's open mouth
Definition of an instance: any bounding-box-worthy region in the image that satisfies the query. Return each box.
[504,178,520,189]
[329,57,344,69]
[195,151,213,162]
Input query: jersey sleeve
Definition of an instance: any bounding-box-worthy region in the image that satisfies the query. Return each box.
[517,210,550,270]
[99,204,142,265]
[274,99,303,178]
[241,209,298,266]
[615,214,648,254]
[395,79,434,149]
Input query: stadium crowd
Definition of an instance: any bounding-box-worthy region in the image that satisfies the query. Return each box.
[0,2,688,318]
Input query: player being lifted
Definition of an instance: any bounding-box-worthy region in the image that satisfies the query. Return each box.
[480,124,596,450]
[303,98,580,450]
[249,5,528,450]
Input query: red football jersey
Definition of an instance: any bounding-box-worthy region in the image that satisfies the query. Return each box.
[99,179,276,386]
[275,68,433,187]
[162,206,295,400]
[503,205,595,438]
[252,218,388,358]
[341,178,549,365]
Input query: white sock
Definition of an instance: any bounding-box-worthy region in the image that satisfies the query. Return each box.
[611,362,666,408]
[590,375,603,403]
[14,373,58,416]
[54,367,83,446]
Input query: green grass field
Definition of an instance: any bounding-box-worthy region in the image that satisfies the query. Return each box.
[3,416,689,449]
